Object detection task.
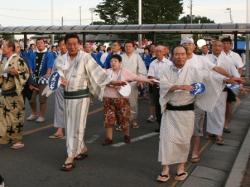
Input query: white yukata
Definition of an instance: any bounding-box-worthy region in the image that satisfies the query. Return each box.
[187,54,216,137]
[121,52,147,121]
[206,53,240,136]
[158,62,225,165]
[56,51,111,157]
[53,54,66,129]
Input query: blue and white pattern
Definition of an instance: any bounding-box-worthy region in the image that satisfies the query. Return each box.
[190,82,206,96]
[38,76,49,85]
[48,72,61,91]
[227,84,240,95]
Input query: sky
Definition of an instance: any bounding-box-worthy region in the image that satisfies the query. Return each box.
[0,0,248,26]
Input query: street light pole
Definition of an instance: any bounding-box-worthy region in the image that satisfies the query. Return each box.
[226,8,233,23]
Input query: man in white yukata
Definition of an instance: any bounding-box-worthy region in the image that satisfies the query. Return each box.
[221,37,244,133]
[55,34,125,171]
[206,40,241,145]
[121,41,147,128]
[157,46,239,182]
[180,38,241,163]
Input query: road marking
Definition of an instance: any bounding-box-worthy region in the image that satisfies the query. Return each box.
[23,107,103,136]
[86,134,100,144]
[111,132,159,147]
[170,140,211,187]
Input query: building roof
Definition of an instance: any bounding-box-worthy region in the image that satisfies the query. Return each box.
[0,23,250,34]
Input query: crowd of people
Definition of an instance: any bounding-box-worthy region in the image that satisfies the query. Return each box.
[0,34,247,182]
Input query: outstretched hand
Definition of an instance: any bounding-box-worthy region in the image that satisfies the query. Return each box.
[225,77,245,84]
[111,80,127,87]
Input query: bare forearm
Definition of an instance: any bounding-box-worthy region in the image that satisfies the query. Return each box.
[169,85,181,92]
[213,66,231,78]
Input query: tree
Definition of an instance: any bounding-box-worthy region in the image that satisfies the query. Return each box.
[179,15,215,24]
[95,0,183,24]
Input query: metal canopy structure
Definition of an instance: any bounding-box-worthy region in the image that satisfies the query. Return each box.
[0,23,250,34]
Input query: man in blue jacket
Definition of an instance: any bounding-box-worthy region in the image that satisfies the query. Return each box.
[27,38,55,122]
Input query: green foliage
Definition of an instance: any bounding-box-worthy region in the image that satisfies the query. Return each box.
[95,0,183,24]
[179,15,215,24]
[2,34,14,40]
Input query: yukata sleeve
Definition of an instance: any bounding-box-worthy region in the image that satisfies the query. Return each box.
[14,58,30,95]
[194,68,225,112]
[85,55,112,100]
[47,52,55,69]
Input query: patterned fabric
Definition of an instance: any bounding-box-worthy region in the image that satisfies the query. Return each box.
[56,51,111,101]
[0,54,29,144]
[28,50,55,77]
[55,51,111,157]
[0,95,25,144]
[103,97,130,131]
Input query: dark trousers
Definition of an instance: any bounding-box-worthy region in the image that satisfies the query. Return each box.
[150,84,161,126]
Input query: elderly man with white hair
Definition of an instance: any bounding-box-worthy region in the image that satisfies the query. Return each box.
[180,37,240,163]
[148,45,172,132]
[206,40,241,145]
[157,45,241,183]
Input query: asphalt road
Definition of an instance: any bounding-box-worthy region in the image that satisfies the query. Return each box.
[0,95,225,187]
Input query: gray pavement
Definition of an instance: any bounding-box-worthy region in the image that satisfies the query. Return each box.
[0,94,250,187]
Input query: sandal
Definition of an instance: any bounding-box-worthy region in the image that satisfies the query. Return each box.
[74,152,88,160]
[11,142,24,150]
[48,134,64,139]
[61,162,75,172]
[191,156,200,163]
[157,174,170,183]
[175,172,188,181]
[216,138,224,145]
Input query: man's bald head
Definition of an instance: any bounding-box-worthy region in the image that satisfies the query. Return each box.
[155,45,166,60]
[173,46,187,68]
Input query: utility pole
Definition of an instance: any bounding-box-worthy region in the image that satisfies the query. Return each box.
[89,8,95,25]
[79,6,82,25]
[190,0,193,24]
[50,0,54,44]
[61,16,64,26]
[138,0,142,47]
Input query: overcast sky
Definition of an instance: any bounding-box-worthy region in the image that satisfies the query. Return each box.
[0,0,248,26]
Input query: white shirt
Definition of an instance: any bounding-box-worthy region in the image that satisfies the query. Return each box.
[121,52,147,76]
[187,53,215,71]
[207,53,240,77]
[222,51,244,68]
[148,57,172,79]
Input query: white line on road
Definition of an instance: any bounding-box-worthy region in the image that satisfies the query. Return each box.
[111,132,159,147]
[86,134,100,144]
